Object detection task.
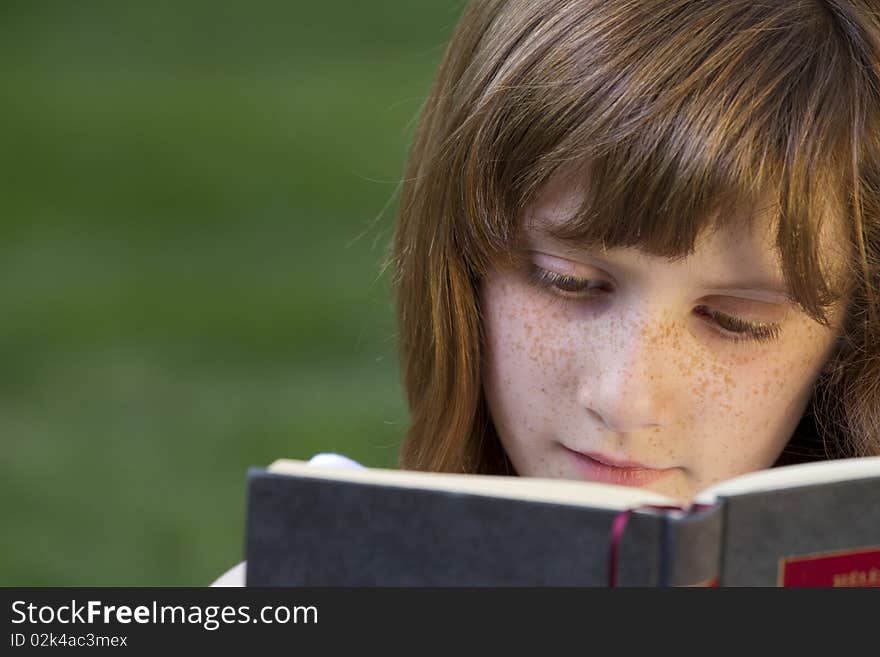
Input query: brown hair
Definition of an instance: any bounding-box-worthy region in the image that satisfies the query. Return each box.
[390,0,880,473]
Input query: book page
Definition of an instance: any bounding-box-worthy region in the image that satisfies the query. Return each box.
[266,459,678,511]
[694,455,880,504]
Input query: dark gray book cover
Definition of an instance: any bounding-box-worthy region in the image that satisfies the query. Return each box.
[244,469,679,586]
[717,476,880,586]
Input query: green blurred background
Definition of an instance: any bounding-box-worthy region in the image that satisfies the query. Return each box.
[2,0,463,585]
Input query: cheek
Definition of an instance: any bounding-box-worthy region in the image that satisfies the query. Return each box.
[742,316,838,414]
[682,318,836,472]
[482,279,581,422]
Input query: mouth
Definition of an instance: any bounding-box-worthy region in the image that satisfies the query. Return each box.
[562,446,676,487]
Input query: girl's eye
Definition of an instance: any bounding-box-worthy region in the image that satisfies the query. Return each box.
[528,264,782,344]
[693,305,781,343]
[527,265,611,298]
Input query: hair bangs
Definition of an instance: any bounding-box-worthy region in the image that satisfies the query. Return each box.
[450,0,859,324]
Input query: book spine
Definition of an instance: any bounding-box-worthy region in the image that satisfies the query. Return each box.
[613,508,669,586]
[661,504,724,586]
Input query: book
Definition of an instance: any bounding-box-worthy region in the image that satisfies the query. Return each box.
[243,456,880,587]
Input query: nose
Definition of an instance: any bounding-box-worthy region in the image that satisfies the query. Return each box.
[578,316,678,434]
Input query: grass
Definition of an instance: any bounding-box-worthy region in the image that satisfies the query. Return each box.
[0,0,460,585]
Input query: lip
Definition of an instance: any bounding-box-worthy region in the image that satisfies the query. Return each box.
[563,446,676,487]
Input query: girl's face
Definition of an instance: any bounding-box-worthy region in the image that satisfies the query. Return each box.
[481,179,846,503]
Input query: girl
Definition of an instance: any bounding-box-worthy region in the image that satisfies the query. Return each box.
[390,0,880,503]
[214,0,880,583]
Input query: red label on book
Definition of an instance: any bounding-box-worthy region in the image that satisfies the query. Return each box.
[778,546,880,587]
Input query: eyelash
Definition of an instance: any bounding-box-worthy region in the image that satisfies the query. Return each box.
[527,265,782,344]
